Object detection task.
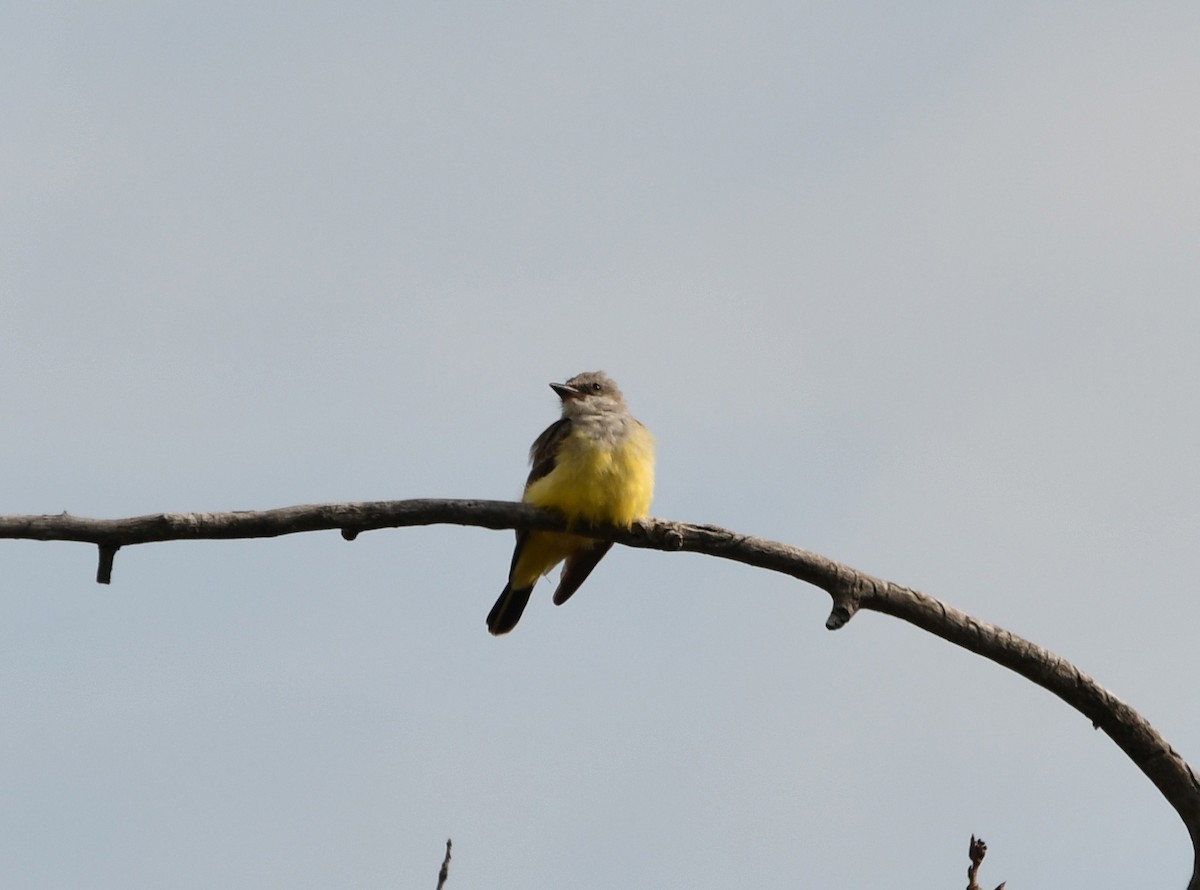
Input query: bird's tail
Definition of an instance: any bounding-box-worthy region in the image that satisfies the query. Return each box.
[487,583,534,636]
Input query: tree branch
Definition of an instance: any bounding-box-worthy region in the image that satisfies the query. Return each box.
[3,498,1198,888]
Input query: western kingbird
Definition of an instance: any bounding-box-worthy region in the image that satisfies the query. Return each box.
[486,371,655,635]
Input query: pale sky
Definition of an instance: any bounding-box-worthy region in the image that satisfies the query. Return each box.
[4,3,1200,887]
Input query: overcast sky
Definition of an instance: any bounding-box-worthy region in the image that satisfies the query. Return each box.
[4,3,1200,887]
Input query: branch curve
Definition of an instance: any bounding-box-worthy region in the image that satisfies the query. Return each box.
[3,499,1197,887]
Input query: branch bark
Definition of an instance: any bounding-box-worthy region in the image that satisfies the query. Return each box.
[4,499,1198,887]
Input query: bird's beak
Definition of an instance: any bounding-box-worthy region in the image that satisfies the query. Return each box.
[550,382,583,401]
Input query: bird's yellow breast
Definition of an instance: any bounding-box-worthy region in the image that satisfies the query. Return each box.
[523,423,654,528]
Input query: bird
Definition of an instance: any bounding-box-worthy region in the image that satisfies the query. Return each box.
[486,371,655,635]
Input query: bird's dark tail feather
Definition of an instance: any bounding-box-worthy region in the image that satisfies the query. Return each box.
[552,541,613,606]
[487,583,534,635]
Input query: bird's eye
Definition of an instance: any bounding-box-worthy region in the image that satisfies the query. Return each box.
[591,382,602,392]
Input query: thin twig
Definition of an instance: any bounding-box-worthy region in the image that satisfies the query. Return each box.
[967,835,1005,890]
[435,838,451,890]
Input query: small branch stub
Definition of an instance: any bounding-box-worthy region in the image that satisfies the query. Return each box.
[824,577,862,630]
[96,544,118,585]
[825,601,855,630]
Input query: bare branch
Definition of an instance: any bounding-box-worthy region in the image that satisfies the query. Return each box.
[967,835,1005,890]
[967,834,983,890]
[3,499,1199,888]
[435,838,451,890]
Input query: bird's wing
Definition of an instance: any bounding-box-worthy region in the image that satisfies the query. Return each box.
[526,417,572,487]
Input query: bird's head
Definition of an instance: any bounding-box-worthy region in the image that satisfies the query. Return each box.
[551,371,626,417]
